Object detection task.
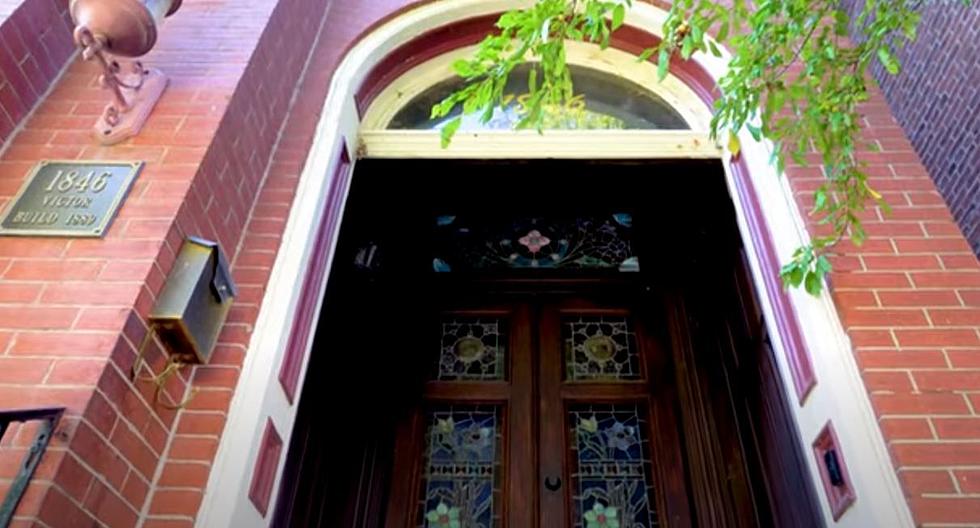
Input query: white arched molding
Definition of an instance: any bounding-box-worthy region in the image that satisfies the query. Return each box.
[359,41,719,159]
[198,2,914,527]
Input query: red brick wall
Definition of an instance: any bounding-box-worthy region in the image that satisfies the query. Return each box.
[0,0,330,525]
[789,91,980,525]
[843,0,979,256]
[0,0,74,145]
[0,1,978,527]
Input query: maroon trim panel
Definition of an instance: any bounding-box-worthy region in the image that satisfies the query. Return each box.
[248,419,284,517]
[349,16,816,403]
[729,159,817,402]
[812,421,857,521]
[278,139,353,403]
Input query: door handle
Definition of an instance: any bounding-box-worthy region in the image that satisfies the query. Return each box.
[544,476,562,491]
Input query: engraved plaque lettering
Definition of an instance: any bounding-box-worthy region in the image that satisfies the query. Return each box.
[0,160,143,237]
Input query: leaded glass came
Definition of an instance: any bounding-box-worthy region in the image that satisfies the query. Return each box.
[564,316,641,381]
[569,405,659,528]
[433,214,639,272]
[437,317,507,381]
[418,407,502,528]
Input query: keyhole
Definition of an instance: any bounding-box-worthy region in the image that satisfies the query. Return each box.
[545,476,562,491]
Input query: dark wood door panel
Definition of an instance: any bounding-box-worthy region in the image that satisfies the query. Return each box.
[539,300,692,528]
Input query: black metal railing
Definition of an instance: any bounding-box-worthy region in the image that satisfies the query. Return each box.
[0,407,65,527]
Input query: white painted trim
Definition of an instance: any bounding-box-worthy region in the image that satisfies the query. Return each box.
[361,130,720,159]
[199,2,914,527]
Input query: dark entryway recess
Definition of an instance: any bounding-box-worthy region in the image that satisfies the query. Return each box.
[271,159,823,527]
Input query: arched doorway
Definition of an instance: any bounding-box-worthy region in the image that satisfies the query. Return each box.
[271,42,820,528]
[272,157,823,527]
[197,3,914,527]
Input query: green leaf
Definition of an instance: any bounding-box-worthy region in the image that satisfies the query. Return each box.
[452,59,474,77]
[877,47,901,75]
[715,20,729,42]
[804,270,823,296]
[681,35,694,58]
[727,132,741,157]
[657,48,670,81]
[497,10,521,29]
[813,187,828,212]
[440,117,462,148]
[637,47,656,62]
[708,40,722,57]
[815,255,833,275]
[781,264,805,289]
[612,4,626,30]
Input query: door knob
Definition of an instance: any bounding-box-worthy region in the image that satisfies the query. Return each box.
[544,476,562,491]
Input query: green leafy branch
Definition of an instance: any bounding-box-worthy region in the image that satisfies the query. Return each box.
[431,0,968,295]
[431,0,632,147]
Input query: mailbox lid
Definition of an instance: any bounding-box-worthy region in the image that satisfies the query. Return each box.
[150,240,213,320]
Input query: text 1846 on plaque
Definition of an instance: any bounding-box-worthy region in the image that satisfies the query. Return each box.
[0,160,143,237]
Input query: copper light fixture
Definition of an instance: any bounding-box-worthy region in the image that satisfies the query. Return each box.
[70,0,182,145]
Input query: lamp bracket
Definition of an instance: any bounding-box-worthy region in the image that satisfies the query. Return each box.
[76,26,169,145]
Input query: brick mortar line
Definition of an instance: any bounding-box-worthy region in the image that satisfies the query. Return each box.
[38,423,144,525]
[964,394,977,416]
[891,439,980,445]
[921,493,980,498]
[858,346,980,350]
[865,368,980,372]
[0,48,80,162]
[100,355,173,444]
[878,414,980,420]
[898,466,980,470]
[948,468,964,495]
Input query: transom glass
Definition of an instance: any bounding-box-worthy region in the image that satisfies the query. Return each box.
[389,64,689,131]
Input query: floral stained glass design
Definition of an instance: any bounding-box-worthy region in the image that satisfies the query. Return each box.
[433,214,639,272]
[418,407,502,528]
[437,317,507,381]
[570,405,659,528]
[564,316,641,381]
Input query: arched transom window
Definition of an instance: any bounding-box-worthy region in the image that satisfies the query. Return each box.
[360,41,714,138]
[388,63,690,132]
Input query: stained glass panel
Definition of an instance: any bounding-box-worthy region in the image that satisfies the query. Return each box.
[418,406,502,528]
[569,404,659,528]
[433,214,639,272]
[437,317,507,381]
[564,316,641,381]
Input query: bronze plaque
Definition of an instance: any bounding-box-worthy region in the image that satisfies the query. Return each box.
[0,160,143,237]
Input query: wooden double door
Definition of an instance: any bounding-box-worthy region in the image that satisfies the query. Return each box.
[386,297,692,527]
[273,160,825,528]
